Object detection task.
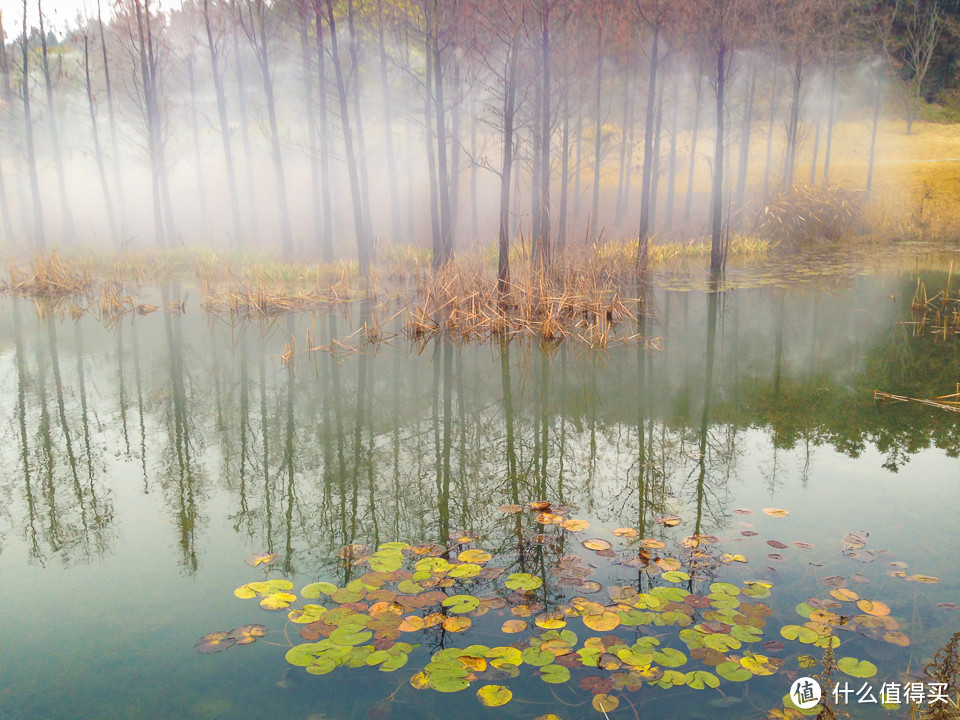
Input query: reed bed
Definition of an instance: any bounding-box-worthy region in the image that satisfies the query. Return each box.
[405,252,647,348]
[4,252,95,298]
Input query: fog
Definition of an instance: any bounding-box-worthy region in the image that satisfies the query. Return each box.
[0,0,940,266]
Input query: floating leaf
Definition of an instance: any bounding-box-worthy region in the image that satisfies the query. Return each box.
[260,592,297,610]
[288,605,326,624]
[763,508,789,518]
[716,661,752,681]
[582,538,612,552]
[535,612,567,629]
[329,626,372,646]
[226,624,267,645]
[837,657,877,678]
[442,595,480,613]
[441,616,472,633]
[685,670,720,689]
[561,519,590,532]
[458,549,491,564]
[477,685,512,707]
[780,625,818,643]
[640,538,665,548]
[301,581,339,599]
[905,575,939,584]
[521,647,556,667]
[583,612,621,632]
[194,631,236,654]
[245,552,278,567]
[741,655,778,675]
[767,540,789,549]
[497,504,523,514]
[540,664,571,684]
[612,527,638,537]
[592,694,619,713]
[856,600,890,616]
[501,619,527,634]
[505,573,543,591]
[655,515,681,527]
[652,647,687,667]
[830,588,859,602]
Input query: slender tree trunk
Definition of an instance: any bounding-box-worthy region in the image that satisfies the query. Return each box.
[637,23,659,270]
[763,63,779,198]
[186,57,209,238]
[314,1,333,260]
[783,53,802,192]
[664,66,680,229]
[866,70,881,194]
[615,68,630,226]
[558,79,569,250]
[431,1,453,265]
[38,0,74,238]
[145,1,177,244]
[684,66,702,222]
[470,92,478,243]
[498,22,520,294]
[734,66,756,211]
[809,116,820,185]
[424,33,441,260]
[823,64,837,187]
[324,0,370,274]
[246,0,293,255]
[574,83,582,222]
[347,0,373,238]
[132,0,165,247]
[591,19,604,237]
[233,25,259,235]
[536,0,551,267]
[531,81,542,248]
[83,34,118,247]
[450,59,462,247]
[378,0,401,244]
[649,70,664,231]
[298,0,323,254]
[710,42,727,276]
[99,0,127,239]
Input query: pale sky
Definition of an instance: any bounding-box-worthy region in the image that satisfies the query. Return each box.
[0,0,184,41]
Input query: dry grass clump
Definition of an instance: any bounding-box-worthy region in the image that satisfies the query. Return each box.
[202,272,357,317]
[4,253,95,298]
[909,630,960,719]
[406,252,647,348]
[909,272,960,339]
[756,184,864,243]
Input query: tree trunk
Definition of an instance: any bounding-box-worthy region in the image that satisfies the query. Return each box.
[710,42,726,276]
[324,0,370,274]
[186,57,209,238]
[809,116,820,185]
[763,64,779,198]
[424,29,441,261]
[470,93,478,243]
[783,53,802,192]
[866,70,881,194]
[246,0,293,255]
[536,0,551,267]
[431,1,453,266]
[558,79,569,250]
[734,67,756,211]
[203,0,244,247]
[823,64,837,187]
[378,0,401,244]
[83,34,118,247]
[298,0,322,254]
[498,22,520,295]
[98,0,127,239]
[664,66,680,229]
[649,69,664,231]
[591,20,604,237]
[684,65,702,222]
[233,25,259,235]
[38,0,74,238]
[615,68,630,226]
[574,82,583,222]
[347,0,373,238]
[637,23,659,271]
[314,0,333,261]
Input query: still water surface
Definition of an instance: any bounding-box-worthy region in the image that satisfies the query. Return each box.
[0,264,958,720]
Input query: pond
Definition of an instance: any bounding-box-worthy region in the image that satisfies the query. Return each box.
[1,258,958,720]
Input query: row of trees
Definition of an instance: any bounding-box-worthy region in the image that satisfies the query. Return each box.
[0,0,954,277]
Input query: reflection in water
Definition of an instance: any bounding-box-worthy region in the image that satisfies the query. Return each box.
[2,271,960,719]
[0,272,957,572]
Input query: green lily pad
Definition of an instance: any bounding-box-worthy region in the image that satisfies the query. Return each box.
[441,594,480,613]
[505,573,543,591]
[837,657,877,678]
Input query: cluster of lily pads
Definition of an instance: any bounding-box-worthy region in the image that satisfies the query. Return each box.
[198,502,941,716]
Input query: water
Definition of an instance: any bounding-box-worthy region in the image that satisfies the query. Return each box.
[0,264,958,720]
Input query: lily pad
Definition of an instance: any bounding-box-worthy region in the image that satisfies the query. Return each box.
[477,684,512,707]
[194,631,236,653]
[837,657,877,678]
